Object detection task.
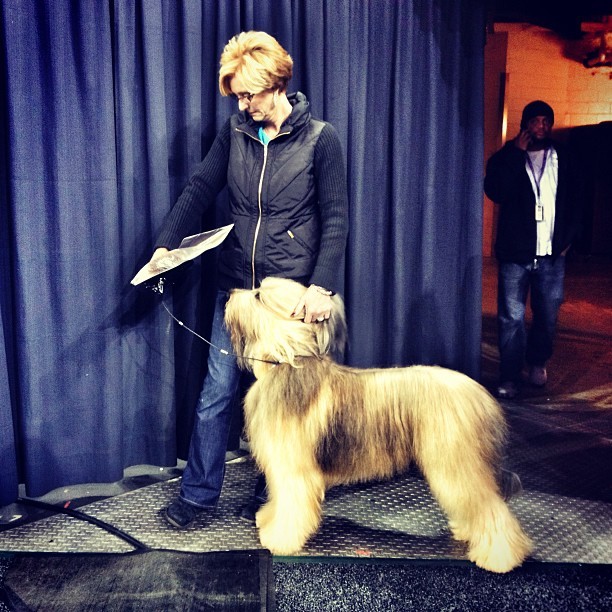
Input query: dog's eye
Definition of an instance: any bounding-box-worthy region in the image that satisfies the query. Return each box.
[254,291,261,301]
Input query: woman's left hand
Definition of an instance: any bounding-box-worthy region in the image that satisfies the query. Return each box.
[292,285,333,323]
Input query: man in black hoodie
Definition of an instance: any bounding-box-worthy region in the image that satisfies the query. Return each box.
[484,100,580,399]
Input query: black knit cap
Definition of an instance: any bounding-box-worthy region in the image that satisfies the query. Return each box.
[521,100,554,129]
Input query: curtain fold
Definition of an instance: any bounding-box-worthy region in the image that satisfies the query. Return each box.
[0,0,484,503]
[0,3,18,506]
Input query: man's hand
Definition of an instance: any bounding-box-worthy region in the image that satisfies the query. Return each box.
[292,284,333,323]
[514,129,531,151]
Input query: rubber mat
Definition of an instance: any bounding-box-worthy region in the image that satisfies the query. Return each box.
[0,458,610,565]
[0,550,273,612]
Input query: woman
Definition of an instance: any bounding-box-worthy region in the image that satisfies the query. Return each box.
[149,31,349,528]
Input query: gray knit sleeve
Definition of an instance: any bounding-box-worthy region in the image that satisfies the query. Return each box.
[154,119,232,250]
[310,122,349,295]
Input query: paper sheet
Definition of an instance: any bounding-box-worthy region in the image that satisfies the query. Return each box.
[130,223,234,285]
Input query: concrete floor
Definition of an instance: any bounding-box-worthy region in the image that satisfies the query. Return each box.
[480,255,612,402]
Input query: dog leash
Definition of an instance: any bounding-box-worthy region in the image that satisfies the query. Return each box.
[148,277,280,366]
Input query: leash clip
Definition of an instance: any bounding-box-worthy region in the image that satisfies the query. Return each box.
[145,277,166,295]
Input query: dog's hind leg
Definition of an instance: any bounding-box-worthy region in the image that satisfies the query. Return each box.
[422,462,532,573]
[460,496,533,574]
[256,464,325,556]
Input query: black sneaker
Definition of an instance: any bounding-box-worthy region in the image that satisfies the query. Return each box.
[239,499,264,524]
[164,498,211,528]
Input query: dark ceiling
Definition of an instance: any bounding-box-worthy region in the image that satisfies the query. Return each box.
[491,0,612,39]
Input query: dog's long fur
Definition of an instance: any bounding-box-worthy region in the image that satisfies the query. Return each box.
[224,277,532,573]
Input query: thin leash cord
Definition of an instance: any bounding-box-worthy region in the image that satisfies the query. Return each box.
[160,300,279,366]
[161,300,229,355]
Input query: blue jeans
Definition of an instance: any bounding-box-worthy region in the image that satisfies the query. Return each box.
[179,290,242,509]
[497,256,565,383]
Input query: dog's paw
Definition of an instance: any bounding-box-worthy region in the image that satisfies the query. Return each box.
[469,543,527,574]
[258,522,306,556]
[255,502,274,529]
[467,527,533,573]
[448,520,471,543]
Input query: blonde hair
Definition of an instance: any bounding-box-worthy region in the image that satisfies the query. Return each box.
[219,31,293,96]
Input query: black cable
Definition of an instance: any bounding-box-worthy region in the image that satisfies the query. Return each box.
[17,497,149,551]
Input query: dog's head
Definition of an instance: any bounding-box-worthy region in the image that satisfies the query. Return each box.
[224,277,347,372]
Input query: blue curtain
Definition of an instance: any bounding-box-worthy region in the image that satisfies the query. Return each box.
[0,0,484,503]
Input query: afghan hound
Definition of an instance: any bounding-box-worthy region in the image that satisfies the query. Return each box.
[224,277,532,573]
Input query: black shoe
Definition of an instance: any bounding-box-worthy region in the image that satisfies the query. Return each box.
[496,381,519,400]
[164,498,211,528]
[239,499,264,524]
[499,469,523,501]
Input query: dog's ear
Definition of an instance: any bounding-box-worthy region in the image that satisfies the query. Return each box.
[257,277,348,360]
[259,277,305,319]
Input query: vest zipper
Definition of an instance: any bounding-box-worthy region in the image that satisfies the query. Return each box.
[252,144,268,289]
[235,127,291,289]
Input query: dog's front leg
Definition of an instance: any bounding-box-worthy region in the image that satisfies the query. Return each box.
[257,465,325,556]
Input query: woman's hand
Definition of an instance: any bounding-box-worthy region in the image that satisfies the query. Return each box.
[292,284,333,323]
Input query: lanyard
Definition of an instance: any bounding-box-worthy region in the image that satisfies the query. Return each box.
[525,148,550,201]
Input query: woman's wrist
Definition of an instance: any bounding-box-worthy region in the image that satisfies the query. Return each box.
[311,284,333,296]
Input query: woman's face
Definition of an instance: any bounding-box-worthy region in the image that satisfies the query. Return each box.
[229,75,276,123]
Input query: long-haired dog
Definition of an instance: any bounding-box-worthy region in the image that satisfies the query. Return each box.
[224,277,532,573]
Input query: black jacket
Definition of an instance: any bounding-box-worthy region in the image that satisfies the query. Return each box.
[155,92,348,293]
[484,139,580,263]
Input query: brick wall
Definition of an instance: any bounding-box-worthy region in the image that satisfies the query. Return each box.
[495,23,612,139]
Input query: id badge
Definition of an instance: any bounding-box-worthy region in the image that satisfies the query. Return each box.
[535,204,544,221]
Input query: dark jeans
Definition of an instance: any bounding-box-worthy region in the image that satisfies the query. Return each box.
[180,290,241,508]
[497,256,565,383]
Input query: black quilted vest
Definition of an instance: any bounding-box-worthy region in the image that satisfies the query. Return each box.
[218,92,325,290]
